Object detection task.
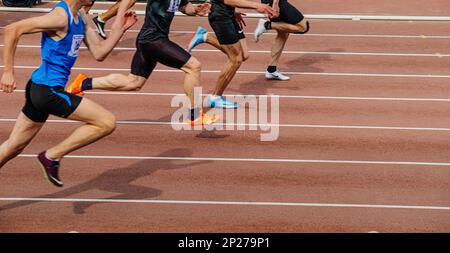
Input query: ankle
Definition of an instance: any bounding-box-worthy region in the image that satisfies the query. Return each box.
[45,151,60,161]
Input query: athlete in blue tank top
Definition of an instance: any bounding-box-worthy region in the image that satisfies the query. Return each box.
[32,1,86,88]
[0,0,137,187]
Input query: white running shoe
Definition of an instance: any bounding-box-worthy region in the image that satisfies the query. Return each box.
[265,70,290,81]
[254,19,267,42]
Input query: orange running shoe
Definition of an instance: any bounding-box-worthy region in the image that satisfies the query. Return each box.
[65,73,87,96]
[188,111,220,126]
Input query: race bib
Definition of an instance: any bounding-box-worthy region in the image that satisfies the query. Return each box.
[167,0,181,13]
[68,34,84,57]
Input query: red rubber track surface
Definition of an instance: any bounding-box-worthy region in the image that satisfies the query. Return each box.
[0,3,449,232]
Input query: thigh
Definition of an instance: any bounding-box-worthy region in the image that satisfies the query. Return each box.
[221,42,243,59]
[30,83,83,119]
[208,17,241,45]
[131,43,157,79]
[22,80,49,123]
[67,97,114,125]
[7,112,44,148]
[142,39,191,69]
[239,38,249,58]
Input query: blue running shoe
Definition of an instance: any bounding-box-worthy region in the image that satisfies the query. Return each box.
[186,26,207,53]
[207,95,238,109]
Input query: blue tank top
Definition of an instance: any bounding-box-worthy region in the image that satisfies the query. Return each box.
[31,1,85,87]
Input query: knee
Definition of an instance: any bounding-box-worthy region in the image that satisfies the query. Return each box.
[295,21,310,34]
[231,54,243,67]
[97,113,116,136]
[3,139,27,157]
[242,52,250,62]
[127,76,146,91]
[186,57,202,74]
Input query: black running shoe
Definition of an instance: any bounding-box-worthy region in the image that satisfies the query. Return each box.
[37,151,63,187]
[93,16,107,40]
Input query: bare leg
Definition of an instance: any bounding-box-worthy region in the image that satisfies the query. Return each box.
[271,19,309,34]
[0,113,44,168]
[213,42,243,96]
[180,57,202,107]
[45,98,116,160]
[239,38,250,61]
[92,73,147,91]
[99,0,122,22]
[269,31,289,66]
[205,34,227,54]
[99,0,136,22]
[83,0,95,13]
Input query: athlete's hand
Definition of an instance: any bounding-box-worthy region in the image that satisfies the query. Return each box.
[256,4,278,19]
[0,72,17,93]
[195,3,211,16]
[122,10,138,31]
[235,12,247,30]
[112,9,137,32]
[271,3,280,18]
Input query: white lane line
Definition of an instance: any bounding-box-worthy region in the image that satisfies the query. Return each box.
[11,153,450,167]
[0,197,449,211]
[2,6,450,21]
[1,118,450,132]
[2,65,450,78]
[42,0,147,4]
[1,26,450,39]
[8,89,450,102]
[2,44,448,58]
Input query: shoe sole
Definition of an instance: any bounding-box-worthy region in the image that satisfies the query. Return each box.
[37,158,63,187]
[208,101,238,109]
[266,77,290,81]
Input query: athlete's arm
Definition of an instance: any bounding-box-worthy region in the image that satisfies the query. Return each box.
[224,0,277,17]
[82,0,137,61]
[1,8,67,93]
[179,2,211,16]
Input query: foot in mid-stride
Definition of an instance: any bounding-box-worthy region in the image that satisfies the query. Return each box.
[93,16,107,40]
[186,26,207,53]
[265,70,290,81]
[207,95,238,109]
[65,73,88,96]
[254,19,267,42]
[188,111,220,126]
[37,151,63,187]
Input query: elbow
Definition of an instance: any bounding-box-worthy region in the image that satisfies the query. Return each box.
[4,24,17,37]
[95,54,106,62]
[93,51,107,62]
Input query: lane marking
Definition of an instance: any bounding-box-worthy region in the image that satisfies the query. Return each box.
[2,44,449,58]
[12,153,450,167]
[7,89,450,102]
[1,118,450,132]
[2,65,450,78]
[1,197,449,211]
[1,27,450,39]
[2,7,450,21]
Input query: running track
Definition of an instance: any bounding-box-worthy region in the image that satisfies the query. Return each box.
[0,1,449,232]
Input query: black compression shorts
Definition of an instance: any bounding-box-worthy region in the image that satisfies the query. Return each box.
[208,15,246,45]
[262,0,304,24]
[131,38,191,78]
[22,80,83,123]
